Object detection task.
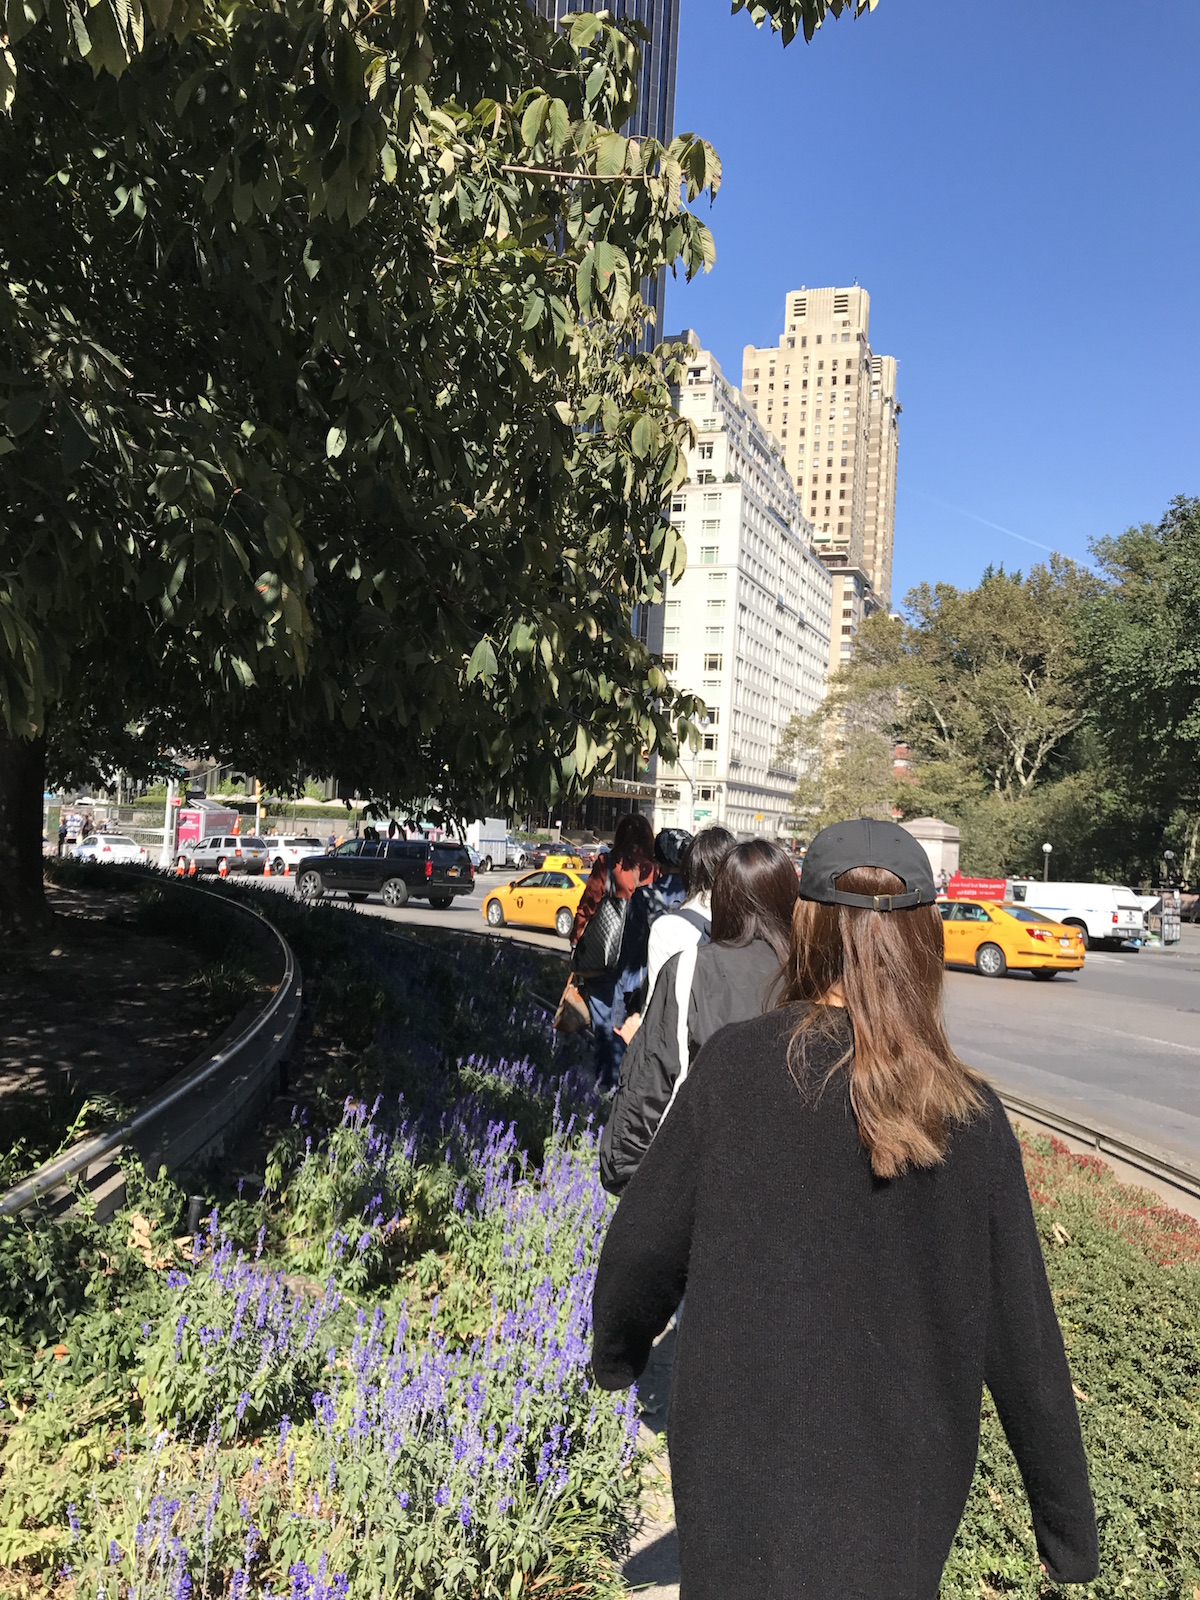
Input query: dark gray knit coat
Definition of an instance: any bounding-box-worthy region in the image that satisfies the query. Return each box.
[591,1006,1098,1600]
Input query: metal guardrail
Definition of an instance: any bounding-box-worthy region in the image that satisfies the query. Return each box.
[995,1087,1200,1210]
[0,881,303,1221]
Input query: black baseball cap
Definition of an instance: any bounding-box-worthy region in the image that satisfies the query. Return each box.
[799,818,936,912]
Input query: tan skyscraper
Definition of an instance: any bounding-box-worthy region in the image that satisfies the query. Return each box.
[742,287,899,676]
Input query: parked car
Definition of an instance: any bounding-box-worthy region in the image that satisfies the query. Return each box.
[1006,879,1144,949]
[481,869,588,939]
[294,838,474,908]
[73,833,148,865]
[505,836,530,869]
[939,899,1085,979]
[177,834,269,876]
[262,835,324,876]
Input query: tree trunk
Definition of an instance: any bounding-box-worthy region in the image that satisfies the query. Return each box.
[0,725,52,938]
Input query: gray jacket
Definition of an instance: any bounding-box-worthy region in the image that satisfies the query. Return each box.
[599,937,782,1194]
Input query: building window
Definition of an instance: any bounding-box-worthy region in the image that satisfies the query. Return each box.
[664,627,680,645]
[842,625,853,635]
[706,598,726,613]
[698,442,714,460]
[698,786,714,801]
[842,608,853,619]
[671,497,685,513]
[703,493,720,509]
[705,627,724,646]
[837,521,844,533]
[700,545,719,564]
[703,653,723,672]
[698,759,717,778]
[661,653,678,671]
[704,708,720,725]
[702,732,718,752]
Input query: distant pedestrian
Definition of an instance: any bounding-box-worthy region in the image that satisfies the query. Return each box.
[592,818,1099,1597]
[600,837,795,1192]
[57,820,67,857]
[571,813,656,1090]
[80,814,93,840]
[643,826,734,1005]
[936,866,950,896]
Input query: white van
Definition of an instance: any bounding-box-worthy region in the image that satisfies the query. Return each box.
[1006,880,1145,948]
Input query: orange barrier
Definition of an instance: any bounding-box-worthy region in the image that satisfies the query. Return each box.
[218,858,228,879]
[175,857,185,877]
[187,858,196,878]
[263,858,271,878]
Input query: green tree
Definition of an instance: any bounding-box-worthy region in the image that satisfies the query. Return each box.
[1083,497,1200,882]
[0,0,722,932]
[783,561,1098,873]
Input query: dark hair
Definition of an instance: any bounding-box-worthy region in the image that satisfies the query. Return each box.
[612,812,655,863]
[682,826,735,897]
[782,864,984,1180]
[709,839,797,967]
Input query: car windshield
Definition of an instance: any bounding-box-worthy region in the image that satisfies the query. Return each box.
[1002,907,1059,925]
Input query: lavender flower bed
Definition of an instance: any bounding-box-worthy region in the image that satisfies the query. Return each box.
[0,918,640,1599]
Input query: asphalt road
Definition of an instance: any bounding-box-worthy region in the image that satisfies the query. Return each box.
[943,927,1200,1169]
[249,871,1200,1167]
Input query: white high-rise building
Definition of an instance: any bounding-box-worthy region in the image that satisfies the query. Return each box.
[648,334,833,840]
[741,287,900,677]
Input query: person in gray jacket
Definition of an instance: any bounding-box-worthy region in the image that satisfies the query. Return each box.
[599,839,797,1194]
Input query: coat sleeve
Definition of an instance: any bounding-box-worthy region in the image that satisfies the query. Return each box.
[598,954,684,1195]
[572,859,608,946]
[591,1062,701,1389]
[984,1114,1099,1583]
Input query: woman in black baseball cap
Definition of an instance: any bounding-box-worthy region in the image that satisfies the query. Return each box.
[591,817,1098,1600]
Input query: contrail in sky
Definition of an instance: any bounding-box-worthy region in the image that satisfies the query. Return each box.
[907,490,1059,555]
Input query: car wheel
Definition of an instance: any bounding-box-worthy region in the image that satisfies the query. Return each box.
[1063,919,1089,950]
[975,942,1007,978]
[481,856,492,874]
[380,877,409,909]
[273,856,286,875]
[429,895,452,909]
[486,898,505,927]
[296,869,324,900]
[1031,969,1059,981]
[554,907,573,939]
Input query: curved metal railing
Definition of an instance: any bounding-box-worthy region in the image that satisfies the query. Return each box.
[0,881,303,1220]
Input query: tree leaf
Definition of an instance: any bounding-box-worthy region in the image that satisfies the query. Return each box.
[326,426,348,459]
[465,637,498,683]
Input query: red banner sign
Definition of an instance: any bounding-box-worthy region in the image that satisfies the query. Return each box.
[946,874,1006,901]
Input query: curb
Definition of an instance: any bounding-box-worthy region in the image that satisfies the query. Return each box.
[0,879,303,1223]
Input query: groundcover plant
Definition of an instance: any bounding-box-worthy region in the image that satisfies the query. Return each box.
[2,888,1199,1598]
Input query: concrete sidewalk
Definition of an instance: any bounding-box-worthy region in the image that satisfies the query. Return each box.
[621,1326,680,1598]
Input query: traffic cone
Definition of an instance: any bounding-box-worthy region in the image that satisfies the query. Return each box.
[175,857,184,877]
[282,861,290,877]
[187,858,196,878]
[263,857,271,878]
[219,858,228,879]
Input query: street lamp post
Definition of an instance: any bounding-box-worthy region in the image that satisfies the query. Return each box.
[1164,849,1176,888]
[1042,841,1052,882]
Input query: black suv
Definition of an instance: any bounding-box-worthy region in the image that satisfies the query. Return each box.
[294,839,474,908]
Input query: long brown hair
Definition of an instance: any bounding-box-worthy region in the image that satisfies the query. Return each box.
[710,839,798,968]
[781,864,983,1179]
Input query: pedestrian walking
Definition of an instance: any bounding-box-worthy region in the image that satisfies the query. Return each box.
[599,837,795,1193]
[57,819,68,857]
[571,813,656,1090]
[609,828,693,1035]
[591,818,1098,1598]
[643,826,734,1004]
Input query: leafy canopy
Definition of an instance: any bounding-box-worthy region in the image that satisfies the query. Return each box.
[1,0,727,819]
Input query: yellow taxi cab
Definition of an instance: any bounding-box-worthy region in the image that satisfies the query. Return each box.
[482,868,588,939]
[940,898,1085,979]
[541,852,586,871]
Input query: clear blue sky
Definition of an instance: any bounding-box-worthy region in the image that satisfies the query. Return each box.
[665,0,1200,601]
